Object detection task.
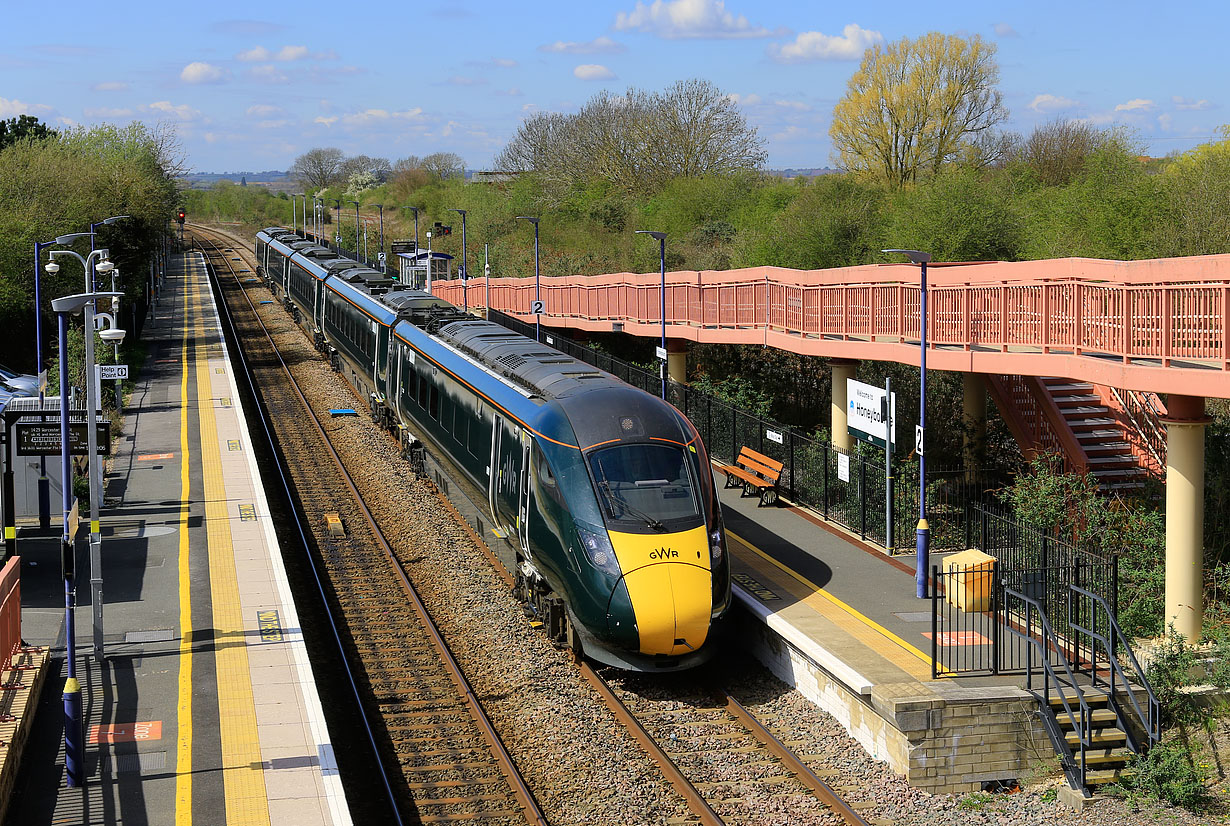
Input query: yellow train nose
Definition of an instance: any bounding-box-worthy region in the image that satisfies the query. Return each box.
[608,527,712,657]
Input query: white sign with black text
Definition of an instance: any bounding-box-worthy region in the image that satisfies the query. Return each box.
[846,378,896,448]
[837,452,850,482]
[530,300,545,315]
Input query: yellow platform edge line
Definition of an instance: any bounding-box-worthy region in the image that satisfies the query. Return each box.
[175,257,195,824]
[728,530,945,673]
[193,263,271,825]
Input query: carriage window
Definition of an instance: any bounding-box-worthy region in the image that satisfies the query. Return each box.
[429,384,439,420]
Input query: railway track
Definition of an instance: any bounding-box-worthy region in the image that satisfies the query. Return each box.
[193,229,547,826]
[192,225,878,826]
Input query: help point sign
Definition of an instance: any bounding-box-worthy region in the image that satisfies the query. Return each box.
[847,378,896,449]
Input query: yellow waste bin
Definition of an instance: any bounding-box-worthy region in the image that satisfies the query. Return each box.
[943,549,995,612]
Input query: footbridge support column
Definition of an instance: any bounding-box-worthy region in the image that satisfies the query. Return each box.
[963,373,987,471]
[1163,394,1211,641]
[666,339,687,385]
[831,360,859,451]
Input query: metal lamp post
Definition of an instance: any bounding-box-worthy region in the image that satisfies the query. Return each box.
[451,209,468,313]
[331,199,342,252]
[515,217,540,341]
[884,248,932,599]
[371,204,385,271]
[349,201,361,263]
[402,206,421,255]
[50,240,115,658]
[293,193,304,234]
[33,239,56,529]
[425,230,433,293]
[635,230,668,400]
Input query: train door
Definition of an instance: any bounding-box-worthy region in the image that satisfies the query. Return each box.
[517,437,532,555]
[488,415,505,528]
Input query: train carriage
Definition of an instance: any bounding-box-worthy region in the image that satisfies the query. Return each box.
[256,227,731,671]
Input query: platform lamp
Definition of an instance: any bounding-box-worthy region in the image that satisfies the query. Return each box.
[515,216,540,341]
[402,206,421,255]
[451,209,468,313]
[50,241,115,663]
[348,200,361,263]
[635,230,668,400]
[370,203,385,271]
[883,248,932,599]
[50,288,121,788]
[33,238,58,529]
[331,199,342,252]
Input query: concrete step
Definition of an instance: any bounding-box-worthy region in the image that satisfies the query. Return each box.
[1066,728,1126,748]
[1084,747,1134,766]
[1056,708,1119,729]
[1086,768,1134,787]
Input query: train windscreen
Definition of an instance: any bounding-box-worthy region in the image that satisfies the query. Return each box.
[587,443,702,532]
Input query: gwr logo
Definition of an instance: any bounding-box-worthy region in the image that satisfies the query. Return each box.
[649,548,678,560]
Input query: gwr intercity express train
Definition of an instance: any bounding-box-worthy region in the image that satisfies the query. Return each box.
[253,228,731,671]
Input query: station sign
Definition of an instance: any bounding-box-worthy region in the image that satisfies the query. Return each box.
[99,364,128,380]
[846,378,896,449]
[15,422,111,456]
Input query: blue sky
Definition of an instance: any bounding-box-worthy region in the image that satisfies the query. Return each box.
[2,0,1224,173]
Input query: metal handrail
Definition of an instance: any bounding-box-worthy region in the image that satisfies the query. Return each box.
[1005,586,1092,791]
[1069,583,1161,750]
[1109,386,1166,470]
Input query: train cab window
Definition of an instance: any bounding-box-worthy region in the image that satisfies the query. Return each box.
[588,443,702,531]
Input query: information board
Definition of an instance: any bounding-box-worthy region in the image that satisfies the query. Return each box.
[15,422,111,456]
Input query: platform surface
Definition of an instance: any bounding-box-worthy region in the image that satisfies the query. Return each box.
[5,252,351,825]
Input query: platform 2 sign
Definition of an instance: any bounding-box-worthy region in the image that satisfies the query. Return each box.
[15,422,110,456]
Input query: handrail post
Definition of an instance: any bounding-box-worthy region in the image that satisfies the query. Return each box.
[931,565,939,680]
[991,560,1000,675]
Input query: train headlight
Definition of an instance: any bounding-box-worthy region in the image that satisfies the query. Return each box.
[578,526,621,578]
[710,529,725,564]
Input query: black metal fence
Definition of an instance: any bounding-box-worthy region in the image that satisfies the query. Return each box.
[932,502,1119,676]
[488,309,999,553]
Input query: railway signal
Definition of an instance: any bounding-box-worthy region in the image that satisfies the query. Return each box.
[176,208,186,224]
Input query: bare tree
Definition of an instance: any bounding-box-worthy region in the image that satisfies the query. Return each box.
[830,33,1008,188]
[341,154,392,182]
[392,155,422,174]
[495,78,766,194]
[1014,119,1107,186]
[291,147,345,190]
[421,152,466,180]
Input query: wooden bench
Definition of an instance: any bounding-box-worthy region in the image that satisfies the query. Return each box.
[719,447,784,507]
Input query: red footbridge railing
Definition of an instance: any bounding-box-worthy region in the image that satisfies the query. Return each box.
[433,254,1230,398]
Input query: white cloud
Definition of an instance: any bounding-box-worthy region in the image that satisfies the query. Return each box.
[772,125,810,141]
[574,64,616,80]
[774,99,810,111]
[147,100,201,120]
[1115,98,1154,112]
[1073,112,1116,126]
[180,61,225,84]
[246,104,282,117]
[769,24,883,62]
[538,36,626,54]
[249,65,289,83]
[314,116,338,126]
[1172,96,1211,111]
[1029,93,1079,112]
[615,0,775,39]
[993,22,1019,37]
[92,81,128,92]
[237,46,271,61]
[492,58,517,67]
[84,107,134,118]
[726,92,762,105]
[338,108,425,126]
[276,45,309,61]
[0,96,52,118]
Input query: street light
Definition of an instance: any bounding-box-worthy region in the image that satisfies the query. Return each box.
[292,193,303,234]
[451,208,468,313]
[402,205,421,256]
[33,239,57,529]
[349,200,361,263]
[883,248,932,599]
[49,246,114,660]
[49,288,121,789]
[331,199,342,252]
[516,216,540,342]
[636,230,668,400]
[425,230,433,293]
[370,203,385,271]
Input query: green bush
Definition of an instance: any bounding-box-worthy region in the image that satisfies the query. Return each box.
[1123,736,1210,810]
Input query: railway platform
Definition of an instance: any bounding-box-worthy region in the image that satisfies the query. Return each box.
[4,252,353,825]
[717,484,1050,795]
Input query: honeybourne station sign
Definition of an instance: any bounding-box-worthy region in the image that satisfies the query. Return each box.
[847,378,896,449]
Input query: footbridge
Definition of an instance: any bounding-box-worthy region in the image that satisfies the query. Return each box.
[432,253,1230,640]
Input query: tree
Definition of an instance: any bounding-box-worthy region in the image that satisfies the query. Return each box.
[0,114,54,150]
[1013,119,1108,186]
[291,147,345,190]
[420,152,465,181]
[496,78,765,194]
[830,32,1007,188]
[341,154,392,182]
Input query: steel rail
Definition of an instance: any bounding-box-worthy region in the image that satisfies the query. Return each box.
[194,228,548,826]
[721,691,873,826]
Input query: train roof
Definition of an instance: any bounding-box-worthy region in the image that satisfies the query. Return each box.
[436,318,624,401]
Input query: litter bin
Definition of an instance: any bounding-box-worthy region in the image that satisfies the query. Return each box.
[943,548,995,612]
